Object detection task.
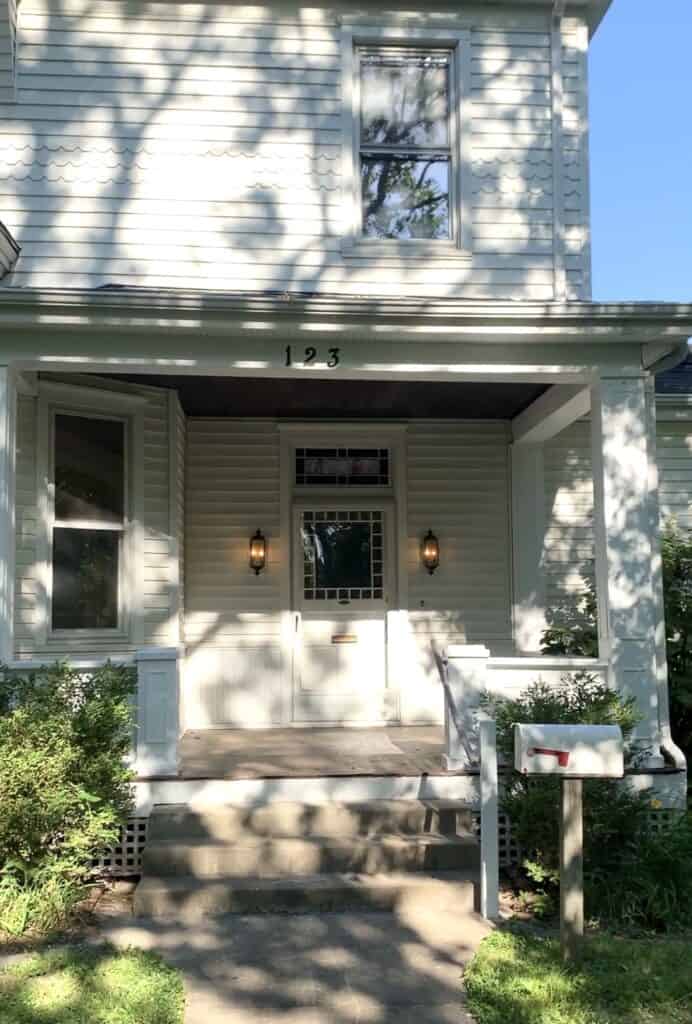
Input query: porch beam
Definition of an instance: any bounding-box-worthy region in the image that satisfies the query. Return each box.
[512,383,590,445]
[590,373,663,761]
[0,365,17,662]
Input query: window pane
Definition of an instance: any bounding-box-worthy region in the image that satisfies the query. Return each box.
[296,447,390,486]
[312,523,372,590]
[55,415,124,524]
[361,156,450,239]
[52,528,119,630]
[360,50,450,147]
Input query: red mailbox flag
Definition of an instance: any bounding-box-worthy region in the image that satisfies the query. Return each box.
[528,747,570,768]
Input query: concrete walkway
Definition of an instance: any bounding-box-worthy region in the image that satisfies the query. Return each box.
[98,885,491,1023]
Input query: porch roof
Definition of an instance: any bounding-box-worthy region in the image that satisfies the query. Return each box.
[1,288,691,351]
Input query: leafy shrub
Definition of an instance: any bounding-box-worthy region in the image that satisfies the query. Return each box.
[662,519,692,762]
[0,661,136,934]
[589,811,692,931]
[540,572,598,658]
[481,673,656,918]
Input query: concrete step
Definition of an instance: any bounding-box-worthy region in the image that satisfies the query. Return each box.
[142,831,479,879]
[147,800,475,843]
[133,870,479,920]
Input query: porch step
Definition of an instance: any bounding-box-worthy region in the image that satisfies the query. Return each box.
[136,799,481,918]
[133,870,479,921]
[146,800,475,843]
[142,831,479,878]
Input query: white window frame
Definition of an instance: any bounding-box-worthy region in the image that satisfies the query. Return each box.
[35,381,146,647]
[341,26,472,259]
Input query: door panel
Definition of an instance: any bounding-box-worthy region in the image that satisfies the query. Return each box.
[292,507,391,724]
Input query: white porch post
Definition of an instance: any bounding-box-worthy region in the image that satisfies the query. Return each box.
[0,366,16,663]
[511,444,547,653]
[590,374,662,760]
[644,378,686,767]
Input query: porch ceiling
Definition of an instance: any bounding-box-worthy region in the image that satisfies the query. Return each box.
[103,373,548,419]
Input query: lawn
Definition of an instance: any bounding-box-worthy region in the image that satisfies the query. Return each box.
[465,930,692,1024]
[0,943,184,1024]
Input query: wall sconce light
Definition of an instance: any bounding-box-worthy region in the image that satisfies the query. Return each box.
[421,530,440,575]
[249,529,267,575]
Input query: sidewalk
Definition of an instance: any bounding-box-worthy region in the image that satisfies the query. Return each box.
[97,881,492,1023]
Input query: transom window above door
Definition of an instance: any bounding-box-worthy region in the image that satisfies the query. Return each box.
[359,47,453,241]
[296,447,390,487]
[301,510,384,602]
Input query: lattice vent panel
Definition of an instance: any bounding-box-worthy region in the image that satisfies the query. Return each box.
[92,818,148,876]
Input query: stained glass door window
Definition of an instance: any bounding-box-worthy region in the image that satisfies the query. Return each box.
[301,510,384,602]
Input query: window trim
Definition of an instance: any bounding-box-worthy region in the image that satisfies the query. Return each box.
[35,381,146,648]
[341,26,472,259]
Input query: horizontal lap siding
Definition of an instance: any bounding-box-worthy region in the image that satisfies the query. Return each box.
[562,24,590,300]
[543,418,692,614]
[543,421,594,611]
[183,418,283,727]
[407,423,513,649]
[658,422,692,528]
[13,379,179,658]
[184,420,282,646]
[470,29,557,286]
[141,387,178,646]
[0,0,589,298]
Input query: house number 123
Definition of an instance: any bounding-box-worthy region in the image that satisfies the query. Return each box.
[285,345,340,368]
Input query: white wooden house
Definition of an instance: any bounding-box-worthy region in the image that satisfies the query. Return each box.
[0,0,690,860]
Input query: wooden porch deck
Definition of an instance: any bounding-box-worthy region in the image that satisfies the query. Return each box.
[177,726,450,780]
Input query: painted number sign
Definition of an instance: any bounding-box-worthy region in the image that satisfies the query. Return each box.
[285,345,341,368]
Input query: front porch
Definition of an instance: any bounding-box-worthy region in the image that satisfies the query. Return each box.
[0,294,690,815]
[177,725,447,780]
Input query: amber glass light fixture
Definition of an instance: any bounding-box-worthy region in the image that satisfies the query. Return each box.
[249,529,267,575]
[421,530,440,575]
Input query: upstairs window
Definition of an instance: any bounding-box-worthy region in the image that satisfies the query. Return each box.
[358,48,452,241]
[51,413,126,631]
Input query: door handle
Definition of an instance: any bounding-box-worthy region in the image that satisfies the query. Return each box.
[332,634,357,644]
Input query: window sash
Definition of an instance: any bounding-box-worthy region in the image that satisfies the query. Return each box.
[356,44,456,243]
[48,409,130,634]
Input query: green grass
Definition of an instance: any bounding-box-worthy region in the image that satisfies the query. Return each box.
[0,943,184,1024]
[465,930,692,1024]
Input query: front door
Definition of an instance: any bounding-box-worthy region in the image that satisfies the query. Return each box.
[293,506,392,724]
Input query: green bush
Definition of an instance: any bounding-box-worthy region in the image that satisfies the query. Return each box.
[0,661,136,935]
[540,573,599,658]
[662,519,692,762]
[589,810,692,930]
[480,673,663,922]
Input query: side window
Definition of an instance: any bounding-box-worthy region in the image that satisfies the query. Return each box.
[51,413,126,631]
[358,48,453,240]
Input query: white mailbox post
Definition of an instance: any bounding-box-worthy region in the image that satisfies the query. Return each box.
[513,723,624,961]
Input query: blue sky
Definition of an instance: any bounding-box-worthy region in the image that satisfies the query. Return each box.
[589,0,692,301]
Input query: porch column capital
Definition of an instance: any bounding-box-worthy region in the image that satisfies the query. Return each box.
[0,365,17,663]
[590,373,663,761]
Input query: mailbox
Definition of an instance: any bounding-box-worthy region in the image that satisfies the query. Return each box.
[513,724,624,778]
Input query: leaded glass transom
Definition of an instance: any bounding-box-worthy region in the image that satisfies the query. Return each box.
[296,448,390,487]
[302,510,384,602]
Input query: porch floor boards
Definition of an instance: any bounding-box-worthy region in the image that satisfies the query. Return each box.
[177,726,451,781]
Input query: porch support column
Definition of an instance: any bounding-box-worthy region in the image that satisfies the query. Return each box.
[511,444,547,653]
[0,366,17,663]
[590,373,662,761]
[644,379,686,768]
